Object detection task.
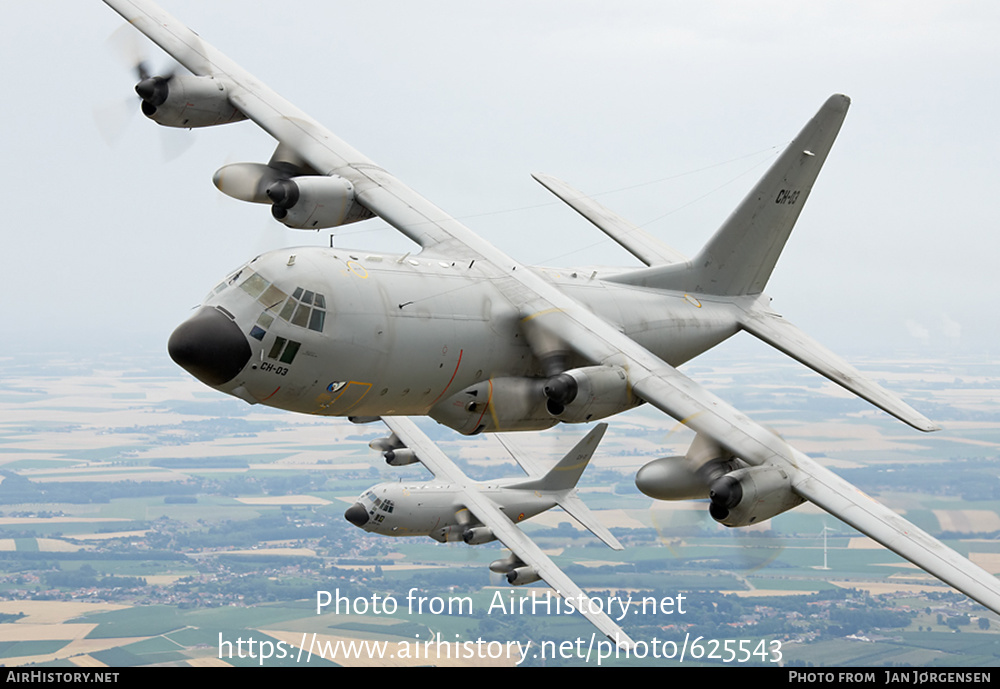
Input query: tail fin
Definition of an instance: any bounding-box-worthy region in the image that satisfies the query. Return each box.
[511,423,607,493]
[608,94,850,296]
[508,424,622,549]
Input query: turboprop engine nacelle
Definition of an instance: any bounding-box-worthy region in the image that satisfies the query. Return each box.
[213,165,375,230]
[462,527,496,545]
[136,74,248,128]
[431,367,639,434]
[489,553,538,584]
[383,448,419,467]
[430,377,558,435]
[430,525,465,543]
[543,365,639,423]
[266,175,374,229]
[707,465,805,527]
[507,566,541,585]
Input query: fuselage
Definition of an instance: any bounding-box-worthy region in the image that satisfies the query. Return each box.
[168,246,743,433]
[345,480,556,542]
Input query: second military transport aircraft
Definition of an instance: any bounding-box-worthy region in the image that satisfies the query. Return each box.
[104,0,1000,615]
[350,418,633,645]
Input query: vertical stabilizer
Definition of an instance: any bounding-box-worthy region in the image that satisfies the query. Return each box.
[508,424,621,549]
[608,95,850,296]
[511,423,607,492]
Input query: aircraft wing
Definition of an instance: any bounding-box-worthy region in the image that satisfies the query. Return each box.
[107,1,1000,614]
[537,309,1000,614]
[791,454,1000,612]
[103,0,473,258]
[379,417,468,485]
[380,417,634,648]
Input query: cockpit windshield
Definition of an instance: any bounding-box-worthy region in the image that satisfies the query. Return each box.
[235,269,327,334]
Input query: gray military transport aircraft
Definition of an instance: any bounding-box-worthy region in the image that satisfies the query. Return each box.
[349,418,633,646]
[105,0,1000,615]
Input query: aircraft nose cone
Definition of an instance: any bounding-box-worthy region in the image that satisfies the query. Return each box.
[344,503,369,527]
[168,307,251,386]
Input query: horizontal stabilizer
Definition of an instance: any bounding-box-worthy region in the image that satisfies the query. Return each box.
[532,173,687,266]
[511,424,607,492]
[740,309,939,432]
[557,493,624,551]
[509,424,622,550]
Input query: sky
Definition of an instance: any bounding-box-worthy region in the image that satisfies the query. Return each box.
[3,1,999,359]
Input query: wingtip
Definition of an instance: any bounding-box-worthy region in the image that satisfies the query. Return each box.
[904,411,941,433]
[531,172,557,188]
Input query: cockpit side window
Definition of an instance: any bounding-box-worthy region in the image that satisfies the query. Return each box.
[267,337,287,360]
[278,340,301,364]
[267,336,302,365]
[309,309,326,332]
